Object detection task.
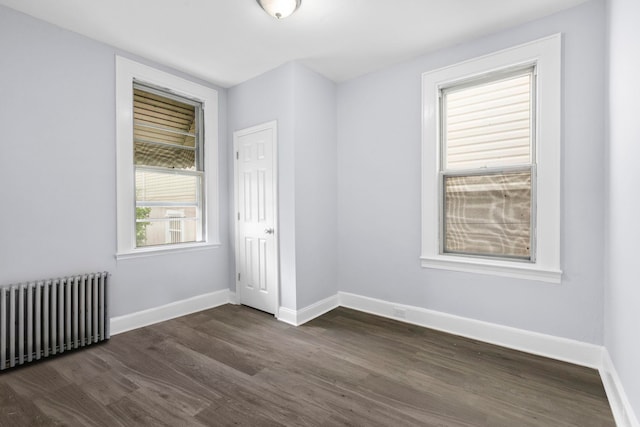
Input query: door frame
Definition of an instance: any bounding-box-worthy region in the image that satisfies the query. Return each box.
[233,120,280,317]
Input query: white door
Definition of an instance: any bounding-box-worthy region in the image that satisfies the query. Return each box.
[234,122,279,315]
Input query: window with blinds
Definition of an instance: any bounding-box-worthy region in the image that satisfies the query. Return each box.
[133,83,204,247]
[440,68,535,260]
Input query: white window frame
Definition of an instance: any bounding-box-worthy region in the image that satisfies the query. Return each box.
[116,56,219,259]
[421,34,562,283]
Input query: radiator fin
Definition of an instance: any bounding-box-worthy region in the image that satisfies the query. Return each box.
[0,272,109,370]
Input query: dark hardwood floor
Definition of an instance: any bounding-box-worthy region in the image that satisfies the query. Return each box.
[0,305,614,426]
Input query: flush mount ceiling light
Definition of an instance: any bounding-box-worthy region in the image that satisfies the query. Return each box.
[256,0,301,19]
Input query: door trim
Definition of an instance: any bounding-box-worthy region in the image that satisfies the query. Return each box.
[233,120,280,317]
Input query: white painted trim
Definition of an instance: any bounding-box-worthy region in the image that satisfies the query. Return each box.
[228,290,239,305]
[233,121,280,317]
[276,307,298,326]
[420,256,562,283]
[110,289,230,335]
[115,242,221,260]
[338,291,602,369]
[276,294,340,326]
[297,295,340,325]
[115,56,220,257]
[109,287,630,425]
[421,34,562,280]
[601,350,640,427]
[277,290,603,370]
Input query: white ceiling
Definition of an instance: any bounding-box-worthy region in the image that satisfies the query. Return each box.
[0,0,587,87]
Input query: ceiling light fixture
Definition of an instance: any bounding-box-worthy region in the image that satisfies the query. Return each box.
[256,0,301,19]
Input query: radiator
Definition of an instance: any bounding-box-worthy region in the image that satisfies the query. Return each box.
[0,272,109,371]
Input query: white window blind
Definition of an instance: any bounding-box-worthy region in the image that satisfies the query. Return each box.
[443,72,532,170]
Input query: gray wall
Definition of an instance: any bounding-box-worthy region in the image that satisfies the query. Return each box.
[292,64,338,308]
[227,63,298,310]
[336,0,607,344]
[606,0,640,416]
[0,6,230,318]
[227,62,338,310]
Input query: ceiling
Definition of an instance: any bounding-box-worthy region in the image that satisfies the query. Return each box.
[0,0,587,87]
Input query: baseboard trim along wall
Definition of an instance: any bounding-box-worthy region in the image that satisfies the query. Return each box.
[110,288,637,426]
[600,350,640,427]
[110,289,233,335]
[336,291,640,426]
[277,294,340,326]
[337,292,603,369]
[228,290,239,305]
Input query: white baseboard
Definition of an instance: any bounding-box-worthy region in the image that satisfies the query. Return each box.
[338,291,603,369]
[228,290,239,305]
[110,288,232,335]
[276,307,297,326]
[109,287,635,426]
[277,294,340,326]
[601,349,640,427]
[275,291,602,369]
[110,288,603,370]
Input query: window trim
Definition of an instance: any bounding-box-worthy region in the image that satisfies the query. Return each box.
[116,56,219,258]
[421,34,562,283]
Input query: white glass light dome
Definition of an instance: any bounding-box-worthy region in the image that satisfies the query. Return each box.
[256,0,301,19]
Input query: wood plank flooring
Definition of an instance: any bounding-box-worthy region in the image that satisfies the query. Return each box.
[0,305,614,426]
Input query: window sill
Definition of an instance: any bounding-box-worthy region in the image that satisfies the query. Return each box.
[116,242,221,260]
[420,255,562,284]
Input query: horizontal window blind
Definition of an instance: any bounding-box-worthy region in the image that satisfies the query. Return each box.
[133,88,198,170]
[132,84,204,248]
[443,72,532,170]
[443,171,532,258]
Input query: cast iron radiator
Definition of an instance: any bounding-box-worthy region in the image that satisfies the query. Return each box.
[0,272,109,371]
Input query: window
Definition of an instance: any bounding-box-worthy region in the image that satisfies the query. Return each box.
[441,69,535,260]
[421,35,562,283]
[116,57,219,257]
[133,84,202,247]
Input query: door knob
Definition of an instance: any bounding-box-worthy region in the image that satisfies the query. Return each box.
[265,228,274,234]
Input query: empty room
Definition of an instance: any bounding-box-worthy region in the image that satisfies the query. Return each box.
[0,0,638,425]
